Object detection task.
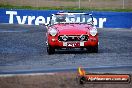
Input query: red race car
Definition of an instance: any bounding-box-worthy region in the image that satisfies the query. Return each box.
[46,12,98,54]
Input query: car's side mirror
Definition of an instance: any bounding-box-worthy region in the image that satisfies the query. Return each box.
[39,23,51,29]
[39,23,47,26]
[87,21,94,25]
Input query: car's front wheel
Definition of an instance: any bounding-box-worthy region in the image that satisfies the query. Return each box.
[87,45,98,53]
[47,45,55,55]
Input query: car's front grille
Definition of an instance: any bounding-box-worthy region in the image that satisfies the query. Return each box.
[58,35,88,42]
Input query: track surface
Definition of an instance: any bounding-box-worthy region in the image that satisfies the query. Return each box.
[0,24,132,74]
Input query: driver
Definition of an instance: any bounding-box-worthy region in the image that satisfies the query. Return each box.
[56,14,66,22]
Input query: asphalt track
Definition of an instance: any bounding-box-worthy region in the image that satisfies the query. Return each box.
[0,24,132,74]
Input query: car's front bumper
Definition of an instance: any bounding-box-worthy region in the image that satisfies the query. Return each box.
[47,35,98,48]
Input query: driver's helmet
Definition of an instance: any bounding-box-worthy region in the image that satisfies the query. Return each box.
[56,14,66,22]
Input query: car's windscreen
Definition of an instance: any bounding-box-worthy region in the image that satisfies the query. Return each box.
[51,13,93,24]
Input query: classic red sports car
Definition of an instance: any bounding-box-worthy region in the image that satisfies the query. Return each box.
[46,12,98,54]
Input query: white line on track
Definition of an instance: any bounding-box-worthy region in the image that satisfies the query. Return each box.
[0,73,55,77]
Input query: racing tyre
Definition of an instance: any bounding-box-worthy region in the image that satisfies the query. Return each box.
[47,45,55,55]
[87,45,98,53]
[92,45,98,53]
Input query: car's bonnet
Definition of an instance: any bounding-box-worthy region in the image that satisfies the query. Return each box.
[53,24,91,35]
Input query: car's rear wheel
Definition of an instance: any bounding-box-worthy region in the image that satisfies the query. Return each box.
[47,45,55,55]
[87,45,98,53]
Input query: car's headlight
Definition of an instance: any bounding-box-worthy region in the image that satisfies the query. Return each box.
[90,27,97,36]
[49,28,58,36]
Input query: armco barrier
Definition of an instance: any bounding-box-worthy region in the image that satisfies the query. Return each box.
[0,9,132,28]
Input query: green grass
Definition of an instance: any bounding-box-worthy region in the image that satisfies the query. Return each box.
[51,0,116,1]
[0,4,132,12]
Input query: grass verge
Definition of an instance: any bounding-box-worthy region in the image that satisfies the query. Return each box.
[0,4,132,12]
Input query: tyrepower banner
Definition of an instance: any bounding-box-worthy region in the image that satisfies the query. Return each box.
[0,9,132,28]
